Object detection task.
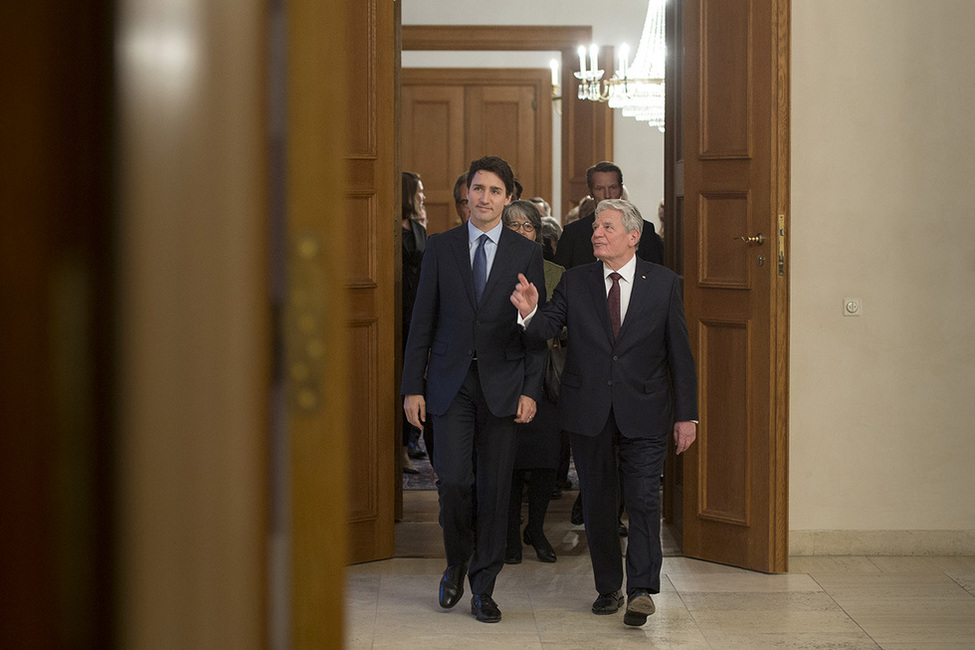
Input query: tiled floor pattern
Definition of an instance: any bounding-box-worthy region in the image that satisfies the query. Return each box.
[346,491,975,648]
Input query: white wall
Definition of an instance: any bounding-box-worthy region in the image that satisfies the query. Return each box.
[402,0,664,228]
[791,0,975,548]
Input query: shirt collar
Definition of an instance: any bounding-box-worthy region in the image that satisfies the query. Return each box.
[603,253,637,284]
[468,220,504,245]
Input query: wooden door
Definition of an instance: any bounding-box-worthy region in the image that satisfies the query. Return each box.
[675,0,791,573]
[341,0,398,565]
[402,69,552,234]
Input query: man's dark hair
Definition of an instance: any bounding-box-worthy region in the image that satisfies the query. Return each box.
[402,171,421,221]
[585,161,623,193]
[452,172,468,203]
[467,156,516,197]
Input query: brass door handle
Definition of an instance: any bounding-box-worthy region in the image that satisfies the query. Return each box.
[740,233,764,245]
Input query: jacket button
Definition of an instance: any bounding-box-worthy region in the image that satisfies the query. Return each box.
[607,380,613,386]
[612,355,619,361]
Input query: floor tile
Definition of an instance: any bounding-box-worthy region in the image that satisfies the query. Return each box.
[668,571,823,593]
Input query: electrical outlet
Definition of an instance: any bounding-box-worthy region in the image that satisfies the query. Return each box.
[843,297,862,317]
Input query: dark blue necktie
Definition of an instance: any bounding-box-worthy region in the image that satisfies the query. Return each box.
[473,234,488,304]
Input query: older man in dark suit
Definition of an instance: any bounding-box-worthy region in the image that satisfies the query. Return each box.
[511,198,697,627]
[402,156,547,624]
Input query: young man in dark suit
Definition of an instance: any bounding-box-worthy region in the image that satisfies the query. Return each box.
[511,199,698,627]
[402,156,547,623]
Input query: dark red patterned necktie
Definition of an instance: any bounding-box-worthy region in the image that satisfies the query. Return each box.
[608,272,622,339]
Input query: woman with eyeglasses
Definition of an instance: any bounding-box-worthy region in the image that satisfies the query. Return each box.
[502,200,566,564]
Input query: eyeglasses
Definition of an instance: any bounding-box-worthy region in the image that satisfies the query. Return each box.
[505,220,535,233]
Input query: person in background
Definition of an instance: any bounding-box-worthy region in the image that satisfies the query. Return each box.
[453,172,470,225]
[401,171,428,473]
[553,162,663,269]
[539,216,562,263]
[501,200,564,566]
[656,199,665,241]
[529,196,552,217]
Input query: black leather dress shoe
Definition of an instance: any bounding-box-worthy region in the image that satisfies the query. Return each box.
[523,528,556,563]
[439,564,465,609]
[470,593,502,623]
[623,589,655,626]
[591,589,624,615]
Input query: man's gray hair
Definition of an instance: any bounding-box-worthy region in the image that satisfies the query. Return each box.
[595,199,644,235]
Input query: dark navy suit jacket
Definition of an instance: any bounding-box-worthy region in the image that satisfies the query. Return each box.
[525,257,697,438]
[401,224,547,417]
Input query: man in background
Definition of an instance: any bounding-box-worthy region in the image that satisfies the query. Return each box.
[553,161,663,269]
[453,172,470,225]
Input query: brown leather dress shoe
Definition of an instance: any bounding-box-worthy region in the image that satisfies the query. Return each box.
[623,589,655,626]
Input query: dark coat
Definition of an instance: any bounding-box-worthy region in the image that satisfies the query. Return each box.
[525,257,697,438]
[401,224,547,417]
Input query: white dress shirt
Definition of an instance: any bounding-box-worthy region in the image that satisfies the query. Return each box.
[468,220,503,277]
[602,253,638,326]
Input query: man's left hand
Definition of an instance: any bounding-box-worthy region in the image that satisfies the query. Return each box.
[674,420,697,454]
[514,395,537,423]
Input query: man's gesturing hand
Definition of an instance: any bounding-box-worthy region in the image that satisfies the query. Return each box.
[510,272,539,319]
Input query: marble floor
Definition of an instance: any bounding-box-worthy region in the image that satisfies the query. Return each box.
[346,491,975,649]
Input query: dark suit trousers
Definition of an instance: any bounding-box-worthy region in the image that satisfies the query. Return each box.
[571,409,668,595]
[432,362,518,596]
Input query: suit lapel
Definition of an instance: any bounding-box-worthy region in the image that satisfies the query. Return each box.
[618,259,653,340]
[586,263,614,343]
[482,227,518,304]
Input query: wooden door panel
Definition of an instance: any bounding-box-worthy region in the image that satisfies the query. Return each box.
[402,84,466,234]
[700,192,751,288]
[402,69,552,234]
[698,319,750,525]
[678,0,790,573]
[465,85,539,195]
[700,0,751,157]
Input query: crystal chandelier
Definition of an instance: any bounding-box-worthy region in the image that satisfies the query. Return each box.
[575,0,666,130]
